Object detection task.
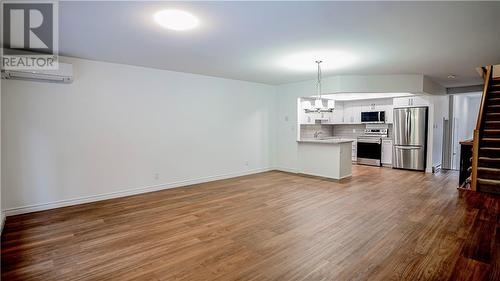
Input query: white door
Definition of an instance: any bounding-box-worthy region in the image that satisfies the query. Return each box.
[385,105,394,124]
[344,105,353,124]
[332,102,344,124]
[451,117,460,170]
[352,106,361,124]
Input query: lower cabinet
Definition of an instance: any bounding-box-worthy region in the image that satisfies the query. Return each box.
[381,139,393,165]
[352,140,357,162]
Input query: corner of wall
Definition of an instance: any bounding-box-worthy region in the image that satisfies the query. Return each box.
[1,64,3,234]
[1,211,5,235]
[269,85,279,168]
[423,76,446,95]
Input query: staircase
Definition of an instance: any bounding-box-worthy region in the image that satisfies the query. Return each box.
[471,65,500,193]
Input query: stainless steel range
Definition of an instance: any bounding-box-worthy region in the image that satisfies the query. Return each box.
[357,128,388,166]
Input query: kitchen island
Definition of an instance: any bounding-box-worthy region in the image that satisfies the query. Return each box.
[297,138,354,180]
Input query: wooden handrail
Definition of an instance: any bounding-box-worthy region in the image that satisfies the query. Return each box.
[481,67,488,80]
[475,66,493,131]
[471,65,493,191]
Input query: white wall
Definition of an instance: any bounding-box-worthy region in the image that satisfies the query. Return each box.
[465,95,481,138]
[429,95,449,170]
[450,93,481,169]
[2,57,276,214]
[0,73,3,232]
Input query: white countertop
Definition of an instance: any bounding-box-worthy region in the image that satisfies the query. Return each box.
[297,138,355,144]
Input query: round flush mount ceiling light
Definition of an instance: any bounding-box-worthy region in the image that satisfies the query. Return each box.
[277,50,357,72]
[154,9,199,31]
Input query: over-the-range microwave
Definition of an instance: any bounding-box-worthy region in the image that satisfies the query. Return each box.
[361,111,385,123]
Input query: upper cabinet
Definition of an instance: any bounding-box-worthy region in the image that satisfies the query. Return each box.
[393,96,429,108]
[298,97,406,125]
[328,101,344,124]
[344,103,361,124]
[384,104,394,124]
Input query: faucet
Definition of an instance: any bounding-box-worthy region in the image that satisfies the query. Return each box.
[313,131,323,139]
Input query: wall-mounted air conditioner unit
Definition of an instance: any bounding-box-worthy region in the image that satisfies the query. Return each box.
[1,63,73,83]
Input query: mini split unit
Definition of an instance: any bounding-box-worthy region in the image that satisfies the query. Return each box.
[1,62,73,83]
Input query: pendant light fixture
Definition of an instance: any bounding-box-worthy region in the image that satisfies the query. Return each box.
[314,60,324,110]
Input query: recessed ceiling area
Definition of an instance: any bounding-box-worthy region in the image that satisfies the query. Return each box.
[59,1,500,87]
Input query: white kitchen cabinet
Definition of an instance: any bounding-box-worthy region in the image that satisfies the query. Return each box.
[381,139,393,165]
[301,112,313,124]
[393,96,429,108]
[331,102,344,124]
[317,112,330,124]
[393,97,410,107]
[384,104,394,124]
[300,112,307,124]
[361,102,379,112]
[342,105,352,124]
[344,104,361,124]
[352,106,361,123]
[352,140,357,162]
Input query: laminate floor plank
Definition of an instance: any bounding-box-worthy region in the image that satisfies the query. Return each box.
[2,166,500,280]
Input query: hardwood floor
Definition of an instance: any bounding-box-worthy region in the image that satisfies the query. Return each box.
[2,165,500,281]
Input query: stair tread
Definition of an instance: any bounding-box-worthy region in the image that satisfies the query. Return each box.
[479,157,500,161]
[478,178,500,186]
[486,112,500,115]
[481,138,500,141]
[480,147,500,150]
[485,121,500,123]
[478,167,500,172]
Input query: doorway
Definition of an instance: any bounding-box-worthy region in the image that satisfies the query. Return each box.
[449,92,481,170]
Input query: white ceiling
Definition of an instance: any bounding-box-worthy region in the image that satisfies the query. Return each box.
[59,1,500,87]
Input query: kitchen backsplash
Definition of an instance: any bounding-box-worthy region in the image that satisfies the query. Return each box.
[300,124,334,139]
[331,124,365,138]
[300,123,393,139]
[333,124,393,139]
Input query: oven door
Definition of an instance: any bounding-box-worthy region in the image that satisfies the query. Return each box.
[357,139,382,166]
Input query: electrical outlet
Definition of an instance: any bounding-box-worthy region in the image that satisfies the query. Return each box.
[154,173,159,180]
[245,161,249,167]
[284,116,289,122]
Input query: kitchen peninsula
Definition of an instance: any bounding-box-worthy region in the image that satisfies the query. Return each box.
[297,138,354,180]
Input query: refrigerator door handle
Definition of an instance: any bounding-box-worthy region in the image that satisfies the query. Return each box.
[409,110,412,143]
[394,145,421,150]
[406,110,410,144]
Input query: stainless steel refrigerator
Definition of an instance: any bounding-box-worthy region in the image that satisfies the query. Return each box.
[393,107,428,171]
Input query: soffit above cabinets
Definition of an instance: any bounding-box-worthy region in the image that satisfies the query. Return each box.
[321,92,414,101]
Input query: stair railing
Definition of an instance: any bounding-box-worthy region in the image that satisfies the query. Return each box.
[471,65,493,191]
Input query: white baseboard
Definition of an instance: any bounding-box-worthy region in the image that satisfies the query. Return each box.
[273,167,299,174]
[4,167,272,217]
[1,212,5,235]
